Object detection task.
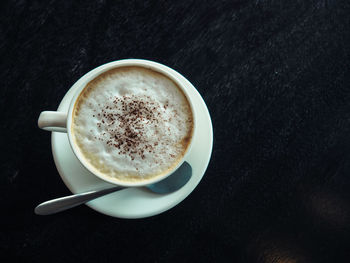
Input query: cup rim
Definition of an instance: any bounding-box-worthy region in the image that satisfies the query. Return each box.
[65,59,196,187]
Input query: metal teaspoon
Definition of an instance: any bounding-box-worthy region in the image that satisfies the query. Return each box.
[35,162,192,215]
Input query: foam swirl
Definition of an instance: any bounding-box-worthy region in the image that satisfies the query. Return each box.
[72,66,193,182]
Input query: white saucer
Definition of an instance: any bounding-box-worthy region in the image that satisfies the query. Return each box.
[51,63,213,219]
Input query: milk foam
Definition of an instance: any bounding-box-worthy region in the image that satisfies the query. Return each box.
[72,67,193,181]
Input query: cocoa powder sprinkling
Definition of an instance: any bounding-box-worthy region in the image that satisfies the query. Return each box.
[93,95,171,161]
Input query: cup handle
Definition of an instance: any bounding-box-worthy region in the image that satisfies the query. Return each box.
[38,111,67,133]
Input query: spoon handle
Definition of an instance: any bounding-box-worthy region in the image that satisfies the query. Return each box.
[35,186,124,215]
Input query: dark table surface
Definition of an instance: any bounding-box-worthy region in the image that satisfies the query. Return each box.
[2,0,350,262]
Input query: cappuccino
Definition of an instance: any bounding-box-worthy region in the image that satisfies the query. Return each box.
[71,66,193,182]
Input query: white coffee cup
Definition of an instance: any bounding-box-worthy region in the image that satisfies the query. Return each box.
[38,59,196,187]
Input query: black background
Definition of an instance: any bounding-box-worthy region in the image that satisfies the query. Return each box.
[1,0,350,262]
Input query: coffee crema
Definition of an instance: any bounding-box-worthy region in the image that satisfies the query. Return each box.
[71,66,193,182]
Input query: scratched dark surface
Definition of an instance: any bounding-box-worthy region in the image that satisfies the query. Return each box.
[1,0,350,262]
